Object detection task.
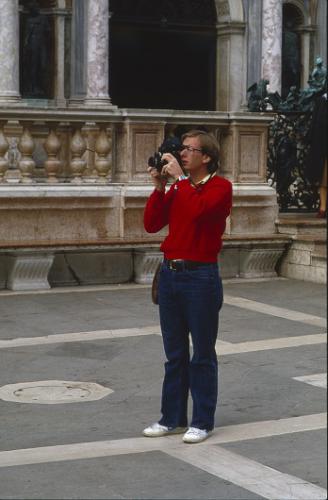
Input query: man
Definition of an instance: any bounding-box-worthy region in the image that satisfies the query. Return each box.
[143,130,232,443]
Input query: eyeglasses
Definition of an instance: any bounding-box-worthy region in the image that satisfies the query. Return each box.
[180,145,203,154]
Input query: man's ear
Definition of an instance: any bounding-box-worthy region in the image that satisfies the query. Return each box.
[202,154,211,165]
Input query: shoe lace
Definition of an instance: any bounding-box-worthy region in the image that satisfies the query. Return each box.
[187,427,205,436]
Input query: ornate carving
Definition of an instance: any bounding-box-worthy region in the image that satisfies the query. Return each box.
[7,253,55,291]
[217,1,230,17]
[247,79,270,112]
[248,58,327,113]
[267,112,319,212]
[248,57,326,212]
[134,250,163,284]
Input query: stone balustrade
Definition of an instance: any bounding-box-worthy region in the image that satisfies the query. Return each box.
[0,107,274,186]
[0,107,288,290]
[0,116,114,185]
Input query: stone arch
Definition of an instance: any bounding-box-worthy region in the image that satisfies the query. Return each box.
[282,0,317,88]
[283,0,308,23]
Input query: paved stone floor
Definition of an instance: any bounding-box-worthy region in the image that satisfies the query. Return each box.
[0,277,326,500]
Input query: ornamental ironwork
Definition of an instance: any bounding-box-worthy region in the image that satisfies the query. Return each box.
[247,57,327,212]
[267,111,319,212]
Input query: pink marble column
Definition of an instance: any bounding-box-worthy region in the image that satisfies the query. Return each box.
[0,0,20,103]
[261,0,282,94]
[84,0,112,107]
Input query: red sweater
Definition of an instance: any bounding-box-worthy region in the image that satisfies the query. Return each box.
[144,175,232,262]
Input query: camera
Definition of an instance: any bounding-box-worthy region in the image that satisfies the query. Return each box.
[148,136,183,173]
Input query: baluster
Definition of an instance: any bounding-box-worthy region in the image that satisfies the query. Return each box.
[94,128,111,182]
[0,121,9,183]
[70,127,87,183]
[44,127,62,183]
[17,125,35,183]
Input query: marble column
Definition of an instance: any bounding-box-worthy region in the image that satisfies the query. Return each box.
[0,0,20,103]
[54,0,67,107]
[261,0,282,94]
[244,0,262,89]
[84,0,112,107]
[70,0,87,104]
[216,22,246,111]
[315,0,327,65]
[300,28,312,89]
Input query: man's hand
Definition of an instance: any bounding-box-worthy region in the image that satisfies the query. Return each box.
[161,153,184,180]
[147,166,167,192]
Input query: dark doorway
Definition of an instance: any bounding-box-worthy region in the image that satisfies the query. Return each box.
[19,0,55,99]
[281,3,302,99]
[109,0,217,110]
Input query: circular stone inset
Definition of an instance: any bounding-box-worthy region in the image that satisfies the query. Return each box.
[0,380,113,404]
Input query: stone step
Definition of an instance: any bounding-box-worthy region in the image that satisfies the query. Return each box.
[275,214,327,236]
[277,231,327,284]
[293,234,327,258]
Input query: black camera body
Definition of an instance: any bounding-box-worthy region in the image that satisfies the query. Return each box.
[148,137,183,173]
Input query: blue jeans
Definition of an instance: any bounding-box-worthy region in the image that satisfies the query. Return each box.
[158,261,223,431]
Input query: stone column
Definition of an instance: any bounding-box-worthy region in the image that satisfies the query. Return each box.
[299,27,312,89]
[54,0,68,107]
[261,0,282,94]
[315,0,327,65]
[245,0,262,89]
[0,0,20,103]
[84,0,112,108]
[216,22,246,111]
[70,0,87,105]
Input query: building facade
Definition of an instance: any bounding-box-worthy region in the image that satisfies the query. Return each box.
[0,0,326,289]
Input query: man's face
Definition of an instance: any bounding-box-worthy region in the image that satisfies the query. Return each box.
[179,137,209,174]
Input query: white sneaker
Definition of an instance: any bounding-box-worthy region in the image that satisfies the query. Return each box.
[183,427,211,443]
[142,422,187,437]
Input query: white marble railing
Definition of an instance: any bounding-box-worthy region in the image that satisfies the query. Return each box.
[0,108,286,290]
[0,112,115,184]
[0,107,274,185]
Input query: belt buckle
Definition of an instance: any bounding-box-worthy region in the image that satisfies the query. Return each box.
[170,259,184,271]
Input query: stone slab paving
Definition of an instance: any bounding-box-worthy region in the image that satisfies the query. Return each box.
[0,278,326,499]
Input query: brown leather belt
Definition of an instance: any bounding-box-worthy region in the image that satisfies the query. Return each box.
[164,259,215,271]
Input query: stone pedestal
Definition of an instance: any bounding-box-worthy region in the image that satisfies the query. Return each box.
[134,249,162,284]
[220,236,288,279]
[7,253,54,290]
[229,184,278,235]
[276,215,327,284]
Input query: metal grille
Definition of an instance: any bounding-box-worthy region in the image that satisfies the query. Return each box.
[267,112,319,212]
